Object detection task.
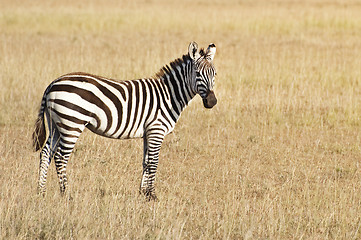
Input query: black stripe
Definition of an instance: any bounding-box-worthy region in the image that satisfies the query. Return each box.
[143,81,156,131]
[99,78,127,101]
[134,80,147,134]
[172,66,188,105]
[154,80,177,122]
[159,82,177,121]
[149,80,161,120]
[184,63,196,96]
[56,122,82,133]
[61,73,127,100]
[48,99,101,129]
[60,139,76,145]
[160,110,172,129]
[127,81,140,137]
[145,80,159,128]
[117,82,133,138]
[50,107,87,126]
[178,64,192,101]
[166,66,183,107]
[158,117,169,132]
[49,84,113,133]
[59,132,79,139]
[60,77,125,134]
[163,72,181,114]
[58,144,75,152]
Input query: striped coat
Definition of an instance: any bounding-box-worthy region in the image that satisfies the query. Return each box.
[33,42,217,200]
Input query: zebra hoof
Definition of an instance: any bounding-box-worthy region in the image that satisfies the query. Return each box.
[146,193,158,201]
[140,189,158,201]
[38,191,46,197]
[37,187,46,197]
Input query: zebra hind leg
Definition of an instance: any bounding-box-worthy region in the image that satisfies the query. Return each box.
[54,150,69,195]
[38,124,60,195]
[53,134,80,195]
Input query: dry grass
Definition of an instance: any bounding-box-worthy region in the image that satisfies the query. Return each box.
[1,0,361,239]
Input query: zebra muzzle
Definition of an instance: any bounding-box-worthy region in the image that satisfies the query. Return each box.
[203,91,217,109]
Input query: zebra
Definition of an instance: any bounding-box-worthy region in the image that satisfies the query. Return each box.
[32,42,217,200]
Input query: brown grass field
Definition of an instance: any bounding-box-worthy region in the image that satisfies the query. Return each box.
[1,0,361,239]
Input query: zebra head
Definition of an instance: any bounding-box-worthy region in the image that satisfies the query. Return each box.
[188,42,217,109]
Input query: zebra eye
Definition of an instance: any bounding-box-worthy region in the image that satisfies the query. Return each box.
[196,72,201,77]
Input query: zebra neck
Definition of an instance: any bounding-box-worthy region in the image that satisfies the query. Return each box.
[161,64,196,115]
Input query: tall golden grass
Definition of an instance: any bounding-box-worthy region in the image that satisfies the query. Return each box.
[1,0,361,238]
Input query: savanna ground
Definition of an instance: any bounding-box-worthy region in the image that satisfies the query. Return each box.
[1,0,361,239]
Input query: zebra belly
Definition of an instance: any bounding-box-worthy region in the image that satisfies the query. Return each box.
[86,122,145,139]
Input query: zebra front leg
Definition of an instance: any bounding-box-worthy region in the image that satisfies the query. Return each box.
[140,131,164,201]
[140,136,149,195]
[140,135,152,198]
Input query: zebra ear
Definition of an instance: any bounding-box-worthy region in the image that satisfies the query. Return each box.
[205,43,216,61]
[188,42,200,60]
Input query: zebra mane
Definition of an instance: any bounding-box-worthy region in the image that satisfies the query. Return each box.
[154,54,192,80]
[199,48,206,57]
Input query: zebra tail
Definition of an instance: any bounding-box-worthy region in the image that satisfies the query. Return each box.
[32,92,48,152]
[32,110,46,152]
